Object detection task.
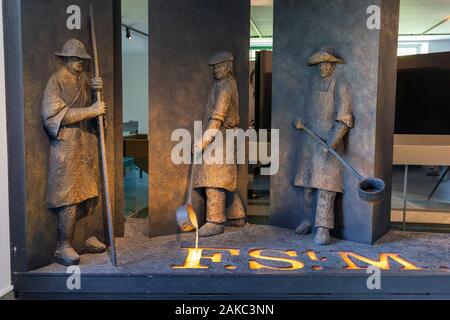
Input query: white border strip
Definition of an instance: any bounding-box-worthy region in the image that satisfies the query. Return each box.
[0,0,12,295]
[0,286,13,298]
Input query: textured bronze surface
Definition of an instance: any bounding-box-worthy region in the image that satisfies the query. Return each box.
[5,0,122,270]
[291,47,353,245]
[42,58,101,209]
[148,0,250,237]
[270,0,400,244]
[293,50,353,194]
[193,59,240,193]
[192,55,246,236]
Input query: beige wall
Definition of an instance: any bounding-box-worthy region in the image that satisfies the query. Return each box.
[0,0,12,297]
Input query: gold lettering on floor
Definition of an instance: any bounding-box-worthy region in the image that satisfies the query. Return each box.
[248,249,305,271]
[172,248,240,269]
[338,252,422,270]
[172,247,425,271]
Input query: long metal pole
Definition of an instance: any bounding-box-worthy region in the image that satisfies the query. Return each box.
[427,166,449,201]
[250,18,263,38]
[402,165,409,232]
[89,4,117,267]
[301,125,364,182]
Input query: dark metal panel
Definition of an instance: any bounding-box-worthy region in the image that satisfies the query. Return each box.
[270,0,399,244]
[373,0,400,243]
[16,293,450,300]
[112,0,124,237]
[4,0,120,270]
[13,273,450,296]
[4,0,28,273]
[148,0,250,237]
[255,51,272,130]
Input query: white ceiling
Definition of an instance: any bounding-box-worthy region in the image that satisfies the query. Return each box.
[122,0,148,53]
[399,0,450,34]
[122,0,148,26]
[249,0,450,37]
[122,0,450,53]
[252,0,273,6]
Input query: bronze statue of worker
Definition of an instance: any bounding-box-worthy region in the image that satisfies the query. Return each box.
[293,47,354,245]
[42,38,107,266]
[192,52,246,237]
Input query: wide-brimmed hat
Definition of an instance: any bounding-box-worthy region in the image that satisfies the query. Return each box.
[209,51,234,66]
[308,46,344,65]
[55,38,91,60]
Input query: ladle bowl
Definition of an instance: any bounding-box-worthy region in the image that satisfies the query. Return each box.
[358,177,385,203]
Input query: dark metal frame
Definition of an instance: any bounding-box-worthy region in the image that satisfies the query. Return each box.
[4,0,450,300]
[12,272,450,299]
[3,0,124,274]
[4,0,28,273]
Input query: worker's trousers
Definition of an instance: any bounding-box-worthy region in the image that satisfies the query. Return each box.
[305,188,336,229]
[205,188,245,224]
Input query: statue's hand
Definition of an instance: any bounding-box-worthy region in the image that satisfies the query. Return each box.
[323,137,338,154]
[192,138,212,155]
[294,118,304,130]
[91,77,104,91]
[329,141,339,151]
[91,101,106,117]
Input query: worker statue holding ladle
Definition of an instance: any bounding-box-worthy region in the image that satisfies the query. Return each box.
[293,46,385,245]
[179,52,247,238]
[294,47,355,245]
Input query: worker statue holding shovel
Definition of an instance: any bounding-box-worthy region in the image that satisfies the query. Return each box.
[191,52,246,237]
[293,47,354,245]
[42,39,107,266]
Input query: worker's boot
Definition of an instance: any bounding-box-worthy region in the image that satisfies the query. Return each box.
[55,245,80,266]
[225,192,246,228]
[296,188,314,235]
[295,220,312,235]
[315,227,331,245]
[314,190,336,246]
[55,205,80,266]
[227,218,246,227]
[200,188,226,237]
[199,222,224,237]
[84,237,107,254]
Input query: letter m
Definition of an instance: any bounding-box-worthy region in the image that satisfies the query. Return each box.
[338,252,421,270]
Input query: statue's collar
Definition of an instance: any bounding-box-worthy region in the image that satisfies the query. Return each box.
[317,75,335,92]
[62,66,82,80]
[215,74,232,82]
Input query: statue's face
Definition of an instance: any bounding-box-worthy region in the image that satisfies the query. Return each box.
[213,62,232,79]
[319,62,336,78]
[65,57,85,74]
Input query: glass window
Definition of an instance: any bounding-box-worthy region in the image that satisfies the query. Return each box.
[393,0,450,232]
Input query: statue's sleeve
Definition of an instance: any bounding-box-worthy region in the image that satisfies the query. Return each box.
[335,82,354,129]
[210,83,232,122]
[42,75,69,139]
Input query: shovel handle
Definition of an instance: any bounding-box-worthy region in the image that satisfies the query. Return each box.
[187,162,194,205]
[89,4,117,267]
[300,124,364,182]
[186,149,203,205]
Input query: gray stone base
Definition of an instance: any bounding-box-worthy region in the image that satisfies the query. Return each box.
[33,219,450,275]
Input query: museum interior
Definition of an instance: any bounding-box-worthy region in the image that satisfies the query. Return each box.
[1,0,450,299]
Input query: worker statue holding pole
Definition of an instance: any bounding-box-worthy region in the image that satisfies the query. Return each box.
[293,47,354,246]
[42,38,107,266]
